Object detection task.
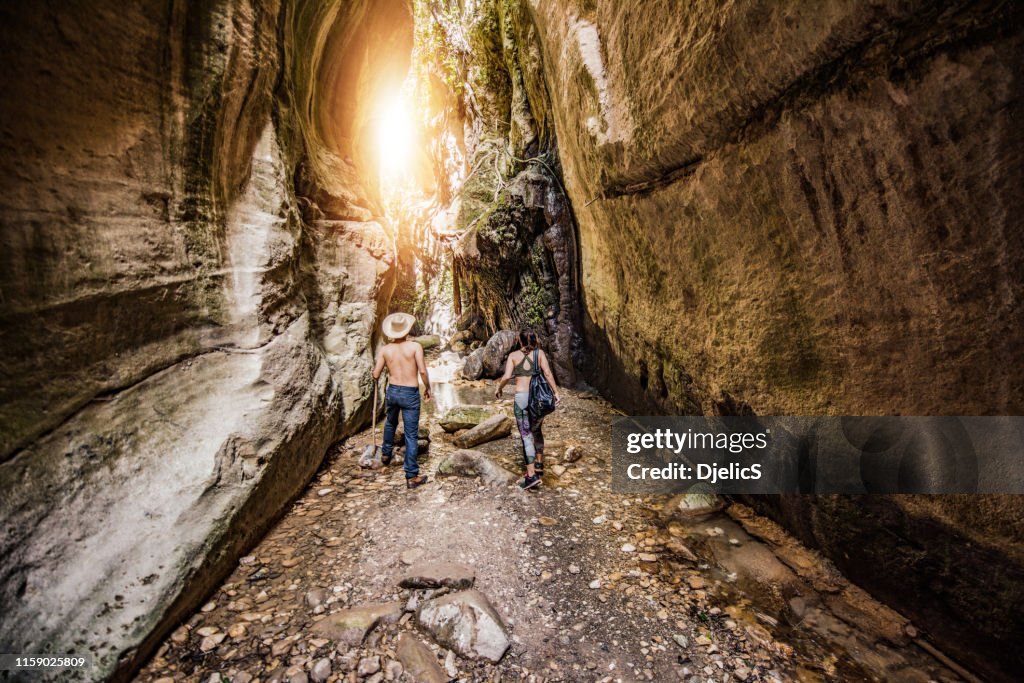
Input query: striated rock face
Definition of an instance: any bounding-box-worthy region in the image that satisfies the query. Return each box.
[0,0,409,679]
[510,1,1023,679]
[523,0,1023,417]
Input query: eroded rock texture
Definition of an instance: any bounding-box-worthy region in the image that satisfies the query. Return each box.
[525,0,1023,417]
[0,0,410,679]
[422,0,583,385]
[512,1,1023,679]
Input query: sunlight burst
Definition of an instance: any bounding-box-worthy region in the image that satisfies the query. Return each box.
[376,91,415,183]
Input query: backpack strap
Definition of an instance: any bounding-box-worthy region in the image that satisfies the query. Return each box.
[532,348,540,375]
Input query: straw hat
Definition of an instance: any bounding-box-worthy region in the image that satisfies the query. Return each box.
[382,312,415,339]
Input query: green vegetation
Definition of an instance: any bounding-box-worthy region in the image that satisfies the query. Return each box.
[519,274,552,327]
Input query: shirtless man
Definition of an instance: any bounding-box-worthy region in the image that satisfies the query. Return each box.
[372,312,431,489]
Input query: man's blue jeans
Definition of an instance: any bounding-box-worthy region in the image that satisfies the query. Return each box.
[381,384,421,478]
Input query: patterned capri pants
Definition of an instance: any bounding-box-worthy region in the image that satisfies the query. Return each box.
[513,391,545,465]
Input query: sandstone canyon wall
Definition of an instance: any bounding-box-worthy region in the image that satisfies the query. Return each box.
[509,0,1023,679]
[0,1,409,679]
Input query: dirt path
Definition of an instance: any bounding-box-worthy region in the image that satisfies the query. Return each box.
[136,356,966,683]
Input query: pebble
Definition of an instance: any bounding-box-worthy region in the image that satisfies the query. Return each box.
[310,657,332,683]
[200,633,225,651]
[399,548,425,565]
[305,588,326,608]
[589,579,602,589]
[539,516,557,526]
[201,601,217,613]
[357,655,381,676]
[444,650,458,677]
[688,576,706,590]
[673,634,689,648]
[568,564,581,574]
[621,543,636,553]
[384,660,404,680]
[592,515,607,524]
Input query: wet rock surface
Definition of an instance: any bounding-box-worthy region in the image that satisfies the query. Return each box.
[135,355,963,683]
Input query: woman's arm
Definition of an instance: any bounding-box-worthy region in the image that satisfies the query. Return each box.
[539,351,561,403]
[495,356,514,398]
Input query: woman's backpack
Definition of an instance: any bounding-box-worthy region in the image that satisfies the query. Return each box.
[527,349,556,421]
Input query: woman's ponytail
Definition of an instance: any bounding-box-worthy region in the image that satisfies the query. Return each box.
[519,328,538,351]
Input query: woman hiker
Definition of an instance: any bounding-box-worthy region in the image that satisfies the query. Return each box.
[495,329,561,490]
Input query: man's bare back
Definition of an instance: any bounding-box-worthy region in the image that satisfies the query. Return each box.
[373,339,431,398]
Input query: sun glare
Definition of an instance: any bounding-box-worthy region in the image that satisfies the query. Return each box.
[376,91,415,183]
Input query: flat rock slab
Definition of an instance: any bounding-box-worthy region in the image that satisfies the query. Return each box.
[437,450,517,487]
[396,634,447,683]
[310,601,403,645]
[416,589,511,663]
[399,561,476,590]
[664,492,724,519]
[453,414,513,448]
[438,405,495,432]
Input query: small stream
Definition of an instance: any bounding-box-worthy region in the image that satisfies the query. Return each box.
[424,350,494,417]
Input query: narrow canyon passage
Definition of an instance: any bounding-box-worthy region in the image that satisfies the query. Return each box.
[134,352,967,683]
[0,1,1021,683]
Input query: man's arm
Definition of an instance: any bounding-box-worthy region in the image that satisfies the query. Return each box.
[495,356,514,398]
[372,348,386,380]
[415,344,431,400]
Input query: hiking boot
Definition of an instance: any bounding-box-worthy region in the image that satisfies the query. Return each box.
[519,474,541,490]
[406,474,429,490]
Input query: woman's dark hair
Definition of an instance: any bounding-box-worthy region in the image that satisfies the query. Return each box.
[519,328,539,351]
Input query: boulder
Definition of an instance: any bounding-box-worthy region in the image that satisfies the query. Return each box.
[437,450,517,487]
[460,348,484,379]
[310,602,403,645]
[438,405,495,433]
[396,634,447,683]
[416,589,511,663]
[479,330,519,377]
[453,414,514,448]
[413,334,441,349]
[398,561,476,590]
